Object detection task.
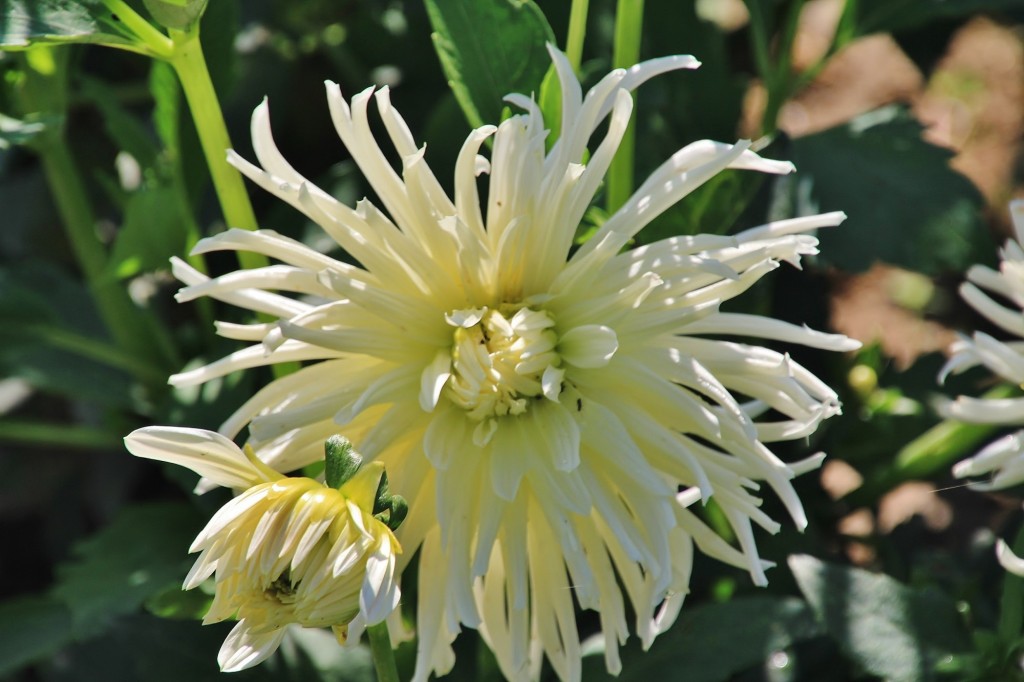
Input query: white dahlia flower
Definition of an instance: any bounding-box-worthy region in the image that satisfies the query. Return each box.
[167,46,856,681]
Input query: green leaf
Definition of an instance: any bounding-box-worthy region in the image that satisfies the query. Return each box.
[581,596,823,681]
[789,106,990,274]
[52,502,206,634]
[0,263,137,407]
[142,0,207,31]
[856,0,1024,34]
[641,169,765,242]
[0,595,74,677]
[80,76,162,171]
[107,186,189,278]
[43,614,375,682]
[0,0,135,49]
[789,554,972,682]
[425,0,555,129]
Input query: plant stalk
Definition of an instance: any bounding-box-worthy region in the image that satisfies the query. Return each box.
[367,622,400,682]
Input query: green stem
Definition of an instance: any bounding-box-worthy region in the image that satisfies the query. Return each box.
[605,0,644,214]
[167,25,267,270]
[999,524,1024,643]
[565,0,590,74]
[99,0,174,58]
[367,622,400,682]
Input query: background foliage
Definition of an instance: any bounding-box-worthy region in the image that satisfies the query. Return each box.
[1,0,1023,680]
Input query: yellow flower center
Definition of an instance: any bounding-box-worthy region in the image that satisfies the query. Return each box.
[444,306,565,421]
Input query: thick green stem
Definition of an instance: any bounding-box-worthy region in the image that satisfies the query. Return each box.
[168,26,267,270]
[999,524,1024,643]
[367,622,400,682]
[605,0,644,214]
[100,0,174,58]
[565,0,590,73]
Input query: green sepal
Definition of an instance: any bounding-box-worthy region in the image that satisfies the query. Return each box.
[372,471,391,515]
[384,495,408,532]
[142,0,207,30]
[324,435,361,490]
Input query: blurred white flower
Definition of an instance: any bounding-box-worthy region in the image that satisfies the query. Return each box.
[940,200,1024,489]
[168,46,857,681]
[124,427,401,672]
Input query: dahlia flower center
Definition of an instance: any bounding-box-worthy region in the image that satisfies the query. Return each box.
[444,306,564,421]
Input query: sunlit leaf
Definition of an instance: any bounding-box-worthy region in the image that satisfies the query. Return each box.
[0,0,135,49]
[789,554,971,682]
[581,596,824,681]
[52,502,205,633]
[789,106,990,274]
[425,0,555,129]
[108,187,189,279]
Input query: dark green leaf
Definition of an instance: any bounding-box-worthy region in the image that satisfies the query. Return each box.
[0,595,74,677]
[789,554,971,682]
[0,0,135,49]
[144,583,214,621]
[0,263,136,407]
[789,106,990,274]
[425,0,555,129]
[856,0,1024,34]
[107,186,189,278]
[80,76,162,171]
[52,502,205,633]
[42,614,375,682]
[581,596,824,681]
[142,0,207,31]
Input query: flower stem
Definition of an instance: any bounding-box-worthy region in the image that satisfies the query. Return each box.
[100,0,174,58]
[565,0,590,74]
[367,622,400,682]
[167,25,267,270]
[605,0,644,214]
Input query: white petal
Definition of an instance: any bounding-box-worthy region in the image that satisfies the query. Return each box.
[997,538,1024,576]
[124,427,273,490]
[420,350,453,412]
[559,325,619,368]
[218,621,289,672]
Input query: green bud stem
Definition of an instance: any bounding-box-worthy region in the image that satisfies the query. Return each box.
[367,622,400,682]
[166,25,267,270]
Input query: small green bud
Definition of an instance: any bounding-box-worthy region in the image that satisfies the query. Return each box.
[324,435,361,490]
[386,495,408,531]
[372,471,391,515]
[142,0,208,31]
